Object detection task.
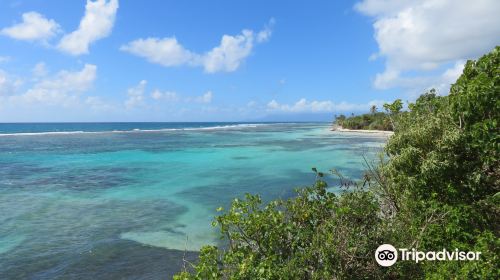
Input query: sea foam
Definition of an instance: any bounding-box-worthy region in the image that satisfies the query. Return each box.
[0,123,268,137]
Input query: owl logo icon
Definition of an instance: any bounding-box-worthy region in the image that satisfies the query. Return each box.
[375,244,398,266]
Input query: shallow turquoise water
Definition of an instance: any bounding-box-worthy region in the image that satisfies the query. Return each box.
[0,123,387,279]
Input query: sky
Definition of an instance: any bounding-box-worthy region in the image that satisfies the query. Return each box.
[0,0,498,122]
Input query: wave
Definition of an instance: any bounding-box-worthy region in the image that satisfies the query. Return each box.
[0,123,273,137]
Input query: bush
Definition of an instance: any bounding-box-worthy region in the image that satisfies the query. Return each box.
[175,180,390,280]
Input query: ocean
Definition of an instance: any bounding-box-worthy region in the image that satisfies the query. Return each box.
[0,122,387,279]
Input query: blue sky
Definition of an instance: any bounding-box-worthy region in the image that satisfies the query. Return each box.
[0,0,498,122]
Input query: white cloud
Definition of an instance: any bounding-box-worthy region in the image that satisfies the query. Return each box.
[151,89,213,104]
[193,91,213,103]
[0,64,113,119]
[355,0,415,17]
[121,20,273,73]
[373,61,466,95]
[267,98,334,112]
[256,19,274,43]
[355,0,500,90]
[58,0,119,55]
[125,80,147,109]
[151,89,179,101]
[120,37,195,67]
[1,12,60,41]
[202,30,255,73]
[432,60,465,94]
[267,98,386,113]
[14,64,97,106]
[441,61,465,85]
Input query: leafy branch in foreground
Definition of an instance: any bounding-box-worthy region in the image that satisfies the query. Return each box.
[175,46,499,279]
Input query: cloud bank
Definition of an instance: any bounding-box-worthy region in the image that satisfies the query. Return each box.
[16,64,97,106]
[267,98,386,113]
[355,0,500,92]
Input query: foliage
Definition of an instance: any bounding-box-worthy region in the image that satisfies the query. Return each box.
[383,99,403,115]
[334,111,392,131]
[174,47,500,279]
[175,179,389,280]
[379,47,499,278]
[334,99,405,131]
[383,99,403,130]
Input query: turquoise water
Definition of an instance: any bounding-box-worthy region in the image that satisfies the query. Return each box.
[0,123,387,279]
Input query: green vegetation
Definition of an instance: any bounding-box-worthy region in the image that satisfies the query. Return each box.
[335,111,392,131]
[333,100,404,131]
[174,47,499,279]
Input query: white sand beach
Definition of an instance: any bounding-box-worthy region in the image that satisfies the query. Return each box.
[330,126,394,136]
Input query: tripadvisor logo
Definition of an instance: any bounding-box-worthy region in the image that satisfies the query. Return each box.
[375,244,398,267]
[375,244,482,267]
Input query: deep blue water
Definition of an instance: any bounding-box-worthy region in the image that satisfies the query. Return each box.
[0,122,387,279]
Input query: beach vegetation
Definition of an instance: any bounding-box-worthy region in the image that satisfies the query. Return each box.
[333,100,405,131]
[334,111,392,131]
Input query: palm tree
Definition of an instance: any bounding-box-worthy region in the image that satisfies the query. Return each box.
[370,105,377,115]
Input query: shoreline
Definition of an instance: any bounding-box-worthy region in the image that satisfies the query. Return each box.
[330,127,394,136]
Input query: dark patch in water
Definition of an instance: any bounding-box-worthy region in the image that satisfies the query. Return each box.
[2,239,198,280]
[175,170,315,210]
[0,162,54,181]
[0,165,144,192]
[175,165,368,212]
[0,199,189,280]
[231,156,250,160]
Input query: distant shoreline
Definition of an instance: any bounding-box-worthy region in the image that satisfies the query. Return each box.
[330,127,394,136]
